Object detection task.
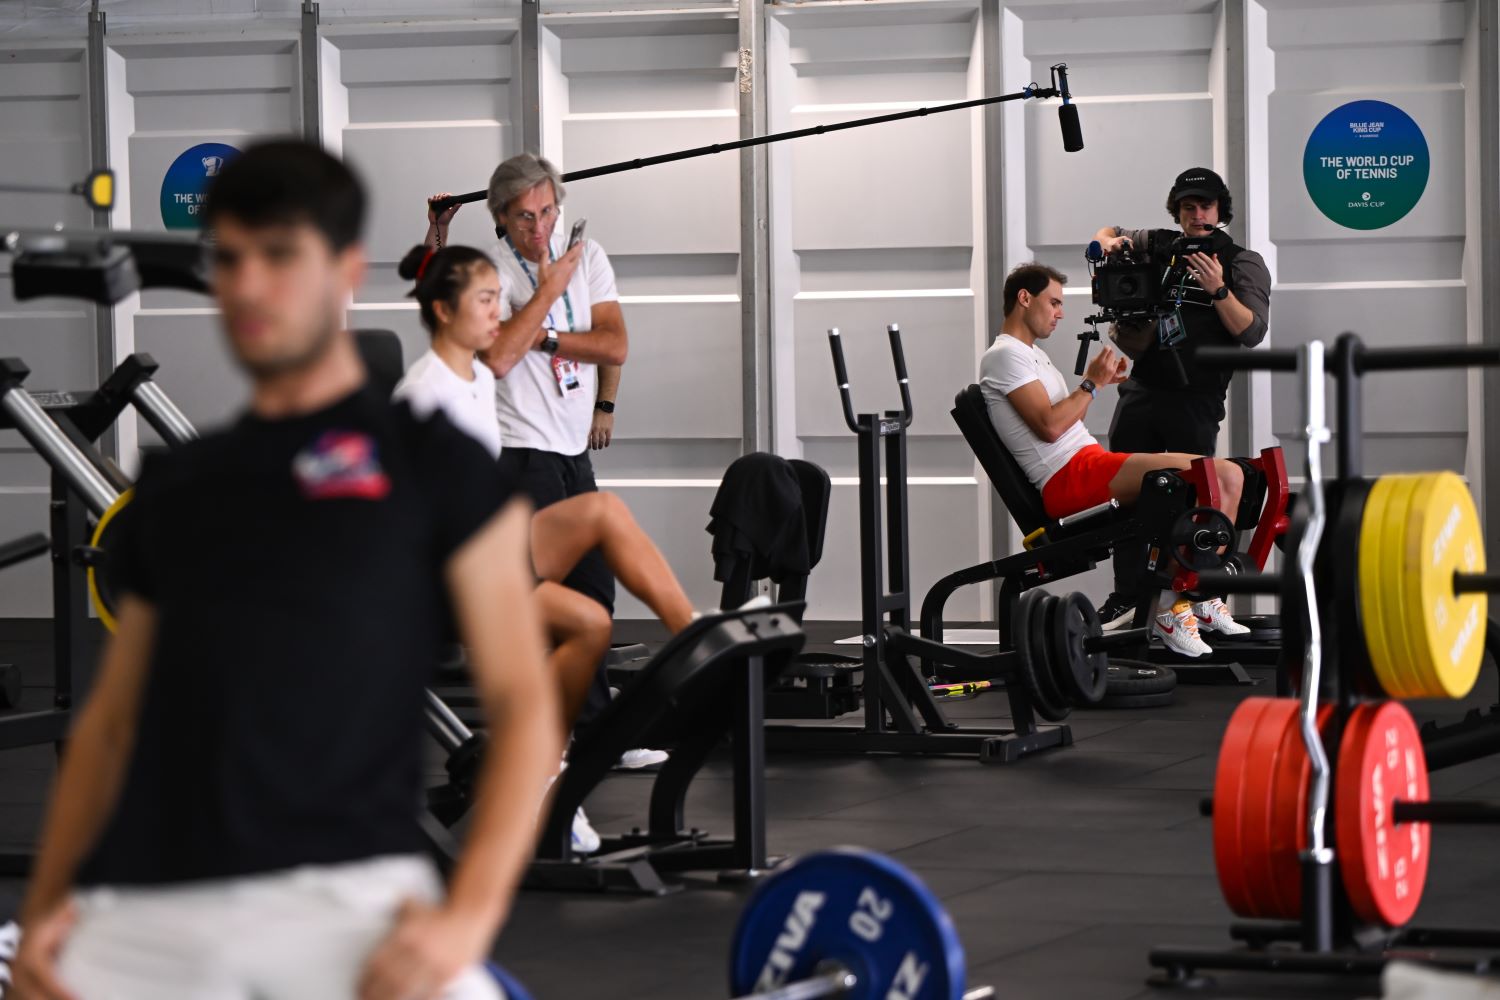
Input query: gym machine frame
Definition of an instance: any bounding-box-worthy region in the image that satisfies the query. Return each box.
[0,354,197,874]
[1148,333,1500,985]
[764,326,1147,764]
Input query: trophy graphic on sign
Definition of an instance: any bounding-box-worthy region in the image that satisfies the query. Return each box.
[202,156,225,177]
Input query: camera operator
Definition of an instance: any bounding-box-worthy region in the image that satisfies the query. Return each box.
[1091,167,1271,632]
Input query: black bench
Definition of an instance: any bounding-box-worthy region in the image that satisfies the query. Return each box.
[528,604,805,892]
[924,384,1258,684]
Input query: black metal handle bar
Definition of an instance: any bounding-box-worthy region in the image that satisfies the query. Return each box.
[827,329,858,434]
[0,533,50,573]
[1197,343,1500,374]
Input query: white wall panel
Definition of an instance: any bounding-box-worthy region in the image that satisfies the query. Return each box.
[560,116,739,256]
[0,43,94,616]
[109,32,300,454]
[1262,0,1472,488]
[547,15,741,616]
[331,25,517,291]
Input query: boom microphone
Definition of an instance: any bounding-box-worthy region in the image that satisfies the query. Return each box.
[1052,63,1084,153]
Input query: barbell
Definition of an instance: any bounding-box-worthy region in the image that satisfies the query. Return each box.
[493,849,994,1000]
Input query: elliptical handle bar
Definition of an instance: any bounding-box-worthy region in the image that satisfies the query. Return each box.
[1197,342,1500,375]
[1196,346,1298,371]
[827,329,860,434]
[887,324,914,428]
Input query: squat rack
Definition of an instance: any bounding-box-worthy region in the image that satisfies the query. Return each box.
[1149,334,1500,983]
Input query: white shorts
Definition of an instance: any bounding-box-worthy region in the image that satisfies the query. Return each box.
[58,855,505,1000]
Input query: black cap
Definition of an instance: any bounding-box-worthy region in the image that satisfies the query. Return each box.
[1170,167,1228,202]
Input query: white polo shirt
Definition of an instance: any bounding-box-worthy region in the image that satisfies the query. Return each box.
[492,232,619,456]
[392,349,503,460]
[978,334,1097,490]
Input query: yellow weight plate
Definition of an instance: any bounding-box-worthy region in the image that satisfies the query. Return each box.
[1360,476,1408,698]
[1403,471,1486,699]
[87,489,132,634]
[1378,474,1424,698]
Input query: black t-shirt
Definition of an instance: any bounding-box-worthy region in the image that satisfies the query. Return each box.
[78,386,513,887]
[1119,228,1271,395]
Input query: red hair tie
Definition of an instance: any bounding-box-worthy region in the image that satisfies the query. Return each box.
[416,248,437,281]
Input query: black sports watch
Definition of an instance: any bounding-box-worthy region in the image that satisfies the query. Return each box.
[539,328,560,354]
[1079,379,1097,399]
[594,400,615,414]
[1212,285,1231,301]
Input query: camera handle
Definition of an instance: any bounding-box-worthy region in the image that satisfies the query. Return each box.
[1167,343,1190,386]
[1074,314,1107,376]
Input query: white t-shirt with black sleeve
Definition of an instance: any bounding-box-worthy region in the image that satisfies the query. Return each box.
[392,349,503,460]
[492,231,619,456]
[978,334,1098,491]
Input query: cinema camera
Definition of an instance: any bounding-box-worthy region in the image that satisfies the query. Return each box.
[1071,231,1216,384]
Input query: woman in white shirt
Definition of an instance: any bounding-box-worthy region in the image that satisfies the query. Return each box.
[391,244,696,733]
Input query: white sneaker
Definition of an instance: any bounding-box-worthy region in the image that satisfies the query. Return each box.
[1154,604,1214,658]
[571,806,601,855]
[616,748,669,769]
[1193,597,1251,636]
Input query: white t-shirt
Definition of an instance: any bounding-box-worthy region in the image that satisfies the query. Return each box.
[391,348,503,460]
[978,334,1097,490]
[492,232,619,456]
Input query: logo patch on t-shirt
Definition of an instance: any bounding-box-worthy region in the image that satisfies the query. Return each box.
[292,430,390,501]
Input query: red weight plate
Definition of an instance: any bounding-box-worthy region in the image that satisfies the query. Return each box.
[1266,704,1336,919]
[1213,697,1275,917]
[1238,699,1300,919]
[1336,701,1431,928]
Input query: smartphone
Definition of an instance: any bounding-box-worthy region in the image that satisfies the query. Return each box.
[567,218,588,250]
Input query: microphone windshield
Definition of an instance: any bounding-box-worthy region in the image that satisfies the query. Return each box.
[1086,240,1104,262]
[1059,103,1083,153]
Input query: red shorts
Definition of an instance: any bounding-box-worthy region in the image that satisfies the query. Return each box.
[1041,444,1130,520]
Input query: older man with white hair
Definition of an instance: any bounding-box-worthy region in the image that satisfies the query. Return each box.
[424,156,663,773]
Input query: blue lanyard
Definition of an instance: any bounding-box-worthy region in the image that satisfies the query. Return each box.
[505,236,577,333]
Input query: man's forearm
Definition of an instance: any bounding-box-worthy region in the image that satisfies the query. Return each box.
[1048,389,1093,440]
[596,364,621,404]
[483,291,563,376]
[444,540,561,934]
[21,709,137,921]
[1216,293,1256,337]
[444,692,558,931]
[555,323,627,367]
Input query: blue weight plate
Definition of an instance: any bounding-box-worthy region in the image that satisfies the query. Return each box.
[487,961,536,1000]
[728,848,965,1000]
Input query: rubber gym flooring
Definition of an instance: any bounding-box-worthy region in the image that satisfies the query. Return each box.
[2,618,1499,1000]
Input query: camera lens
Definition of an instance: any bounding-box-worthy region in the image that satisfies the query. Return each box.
[1117,276,1139,296]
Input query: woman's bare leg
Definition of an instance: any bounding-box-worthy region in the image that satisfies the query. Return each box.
[536,581,611,734]
[531,492,695,633]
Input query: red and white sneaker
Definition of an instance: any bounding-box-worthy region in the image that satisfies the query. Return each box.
[1154,602,1214,657]
[1193,597,1252,636]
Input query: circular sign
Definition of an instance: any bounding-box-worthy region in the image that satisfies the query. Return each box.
[160,142,240,230]
[1302,100,1428,230]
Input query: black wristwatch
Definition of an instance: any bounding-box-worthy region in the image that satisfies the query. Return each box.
[539,328,560,355]
[1079,379,1097,399]
[594,400,615,414]
[1212,285,1231,301]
